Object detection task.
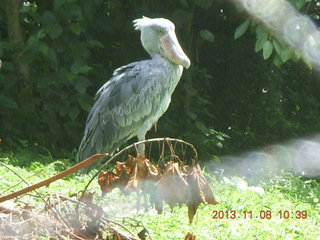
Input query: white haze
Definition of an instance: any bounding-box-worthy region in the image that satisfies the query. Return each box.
[232,0,320,68]
[217,0,320,180]
[215,134,320,180]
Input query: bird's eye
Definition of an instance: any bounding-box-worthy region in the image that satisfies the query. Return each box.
[157,29,165,34]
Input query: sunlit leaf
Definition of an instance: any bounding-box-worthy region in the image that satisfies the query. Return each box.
[263,40,273,59]
[255,33,268,52]
[280,47,294,62]
[272,39,283,54]
[234,19,251,39]
[255,24,268,38]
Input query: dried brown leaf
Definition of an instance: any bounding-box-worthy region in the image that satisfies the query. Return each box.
[124,154,160,194]
[98,171,118,194]
[186,164,218,223]
[155,161,189,209]
[184,232,196,240]
[99,155,160,196]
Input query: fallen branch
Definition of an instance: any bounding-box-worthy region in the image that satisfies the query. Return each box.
[0,153,108,203]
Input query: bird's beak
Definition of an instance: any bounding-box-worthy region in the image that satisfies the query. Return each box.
[160,31,191,69]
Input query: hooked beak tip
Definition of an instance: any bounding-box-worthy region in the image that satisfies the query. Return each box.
[183,58,191,69]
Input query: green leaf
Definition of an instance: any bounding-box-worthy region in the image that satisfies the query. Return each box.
[71,42,90,59]
[199,30,215,42]
[255,24,268,38]
[71,62,82,73]
[187,111,197,120]
[0,94,18,109]
[75,76,91,94]
[195,121,207,132]
[38,41,49,55]
[36,29,46,39]
[272,39,283,54]
[234,19,251,39]
[78,98,92,112]
[87,40,104,48]
[263,41,273,59]
[71,62,92,74]
[255,33,268,52]
[69,105,80,120]
[194,0,213,9]
[54,0,67,8]
[42,11,56,25]
[46,23,63,39]
[280,47,293,62]
[68,3,82,17]
[70,23,82,35]
[77,66,92,74]
[45,48,58,69]
[273,54,284,67]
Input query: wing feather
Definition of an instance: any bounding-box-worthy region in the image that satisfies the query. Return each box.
[77,60,165,161]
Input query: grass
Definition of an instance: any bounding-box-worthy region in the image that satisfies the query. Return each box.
[131,173,320,240]
[0,150,319,239]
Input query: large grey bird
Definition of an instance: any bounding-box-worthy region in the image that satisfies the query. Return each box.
[77,16,190,163]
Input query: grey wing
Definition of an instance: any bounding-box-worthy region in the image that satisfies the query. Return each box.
[77,61,159,161]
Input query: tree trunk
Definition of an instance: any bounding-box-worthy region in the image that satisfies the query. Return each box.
[6,0,30,80]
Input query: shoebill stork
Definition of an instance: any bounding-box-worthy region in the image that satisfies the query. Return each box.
[77,16,190,163]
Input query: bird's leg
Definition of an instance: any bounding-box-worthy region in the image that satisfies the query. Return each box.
[137,143,145,156]
[137,133,146,157]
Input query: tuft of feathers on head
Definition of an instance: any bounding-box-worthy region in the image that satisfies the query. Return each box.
[133,16,150,30]
[133,16,175,31]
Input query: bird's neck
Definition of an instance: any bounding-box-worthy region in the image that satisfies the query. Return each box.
[150,52,164,60]
[150,53,180,68]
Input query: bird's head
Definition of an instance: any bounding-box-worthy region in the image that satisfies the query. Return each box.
[133,16,190,69]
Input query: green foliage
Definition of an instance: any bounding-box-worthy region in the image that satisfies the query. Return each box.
[1,0,320,163]
[0,0,139,154]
